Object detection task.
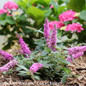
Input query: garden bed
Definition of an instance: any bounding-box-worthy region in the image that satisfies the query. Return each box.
[0,54,86,86]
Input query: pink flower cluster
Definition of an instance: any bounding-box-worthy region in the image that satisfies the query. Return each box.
[4,1,18,10]
[50,25,57,51]
[65,23,84,32]
[0,60,17,72]
[59,10,77,22]
[0,50,13,60]
[0,1,18,16]
[66,46,86,62]
[17,34,31,58]
[49,21,65,30]
[0,9,7,14]
[30,63,43,73]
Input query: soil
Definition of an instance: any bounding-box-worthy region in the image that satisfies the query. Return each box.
[0,51,86,86]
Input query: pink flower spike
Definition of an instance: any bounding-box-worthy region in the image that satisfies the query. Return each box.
[0,50,13,60]
[0,59,17,72]
[30,63,43,73]
[4,1,18,10]
[16,33,31,58]
[50,24,57,51]
[44,18,50,39]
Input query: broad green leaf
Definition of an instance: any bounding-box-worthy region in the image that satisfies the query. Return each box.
[16,0,29,9]
[67,0,85,12]
[29,0,38,5]
[17,65,28,71]
[0,20,6,25]
[6,16,16,24]
[79,10,86,21]
[44,7,52,17]
[41,50,48,56]
[57,6,67,15]
[34,75,41,80]
[38,0,51,6]
[27,7,45,25]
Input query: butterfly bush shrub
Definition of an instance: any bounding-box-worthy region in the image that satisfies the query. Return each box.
[0,23,85,83]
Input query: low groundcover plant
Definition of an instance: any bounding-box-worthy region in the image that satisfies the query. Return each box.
[0,18,85,83]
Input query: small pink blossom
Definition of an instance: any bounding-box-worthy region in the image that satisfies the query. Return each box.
[30,63,43,73]
[0,9,7,14]
[49,21,65,30]
[65,23,84,32]
[50,5,53,9]
[59,10,77,22]
[4,1,18,10]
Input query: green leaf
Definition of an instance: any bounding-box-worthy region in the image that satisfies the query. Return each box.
[61,75,67,83]
[0,13,7,20]
[67,0,85,12]
[79,10,86,21]
[29,0,38,5]
[44,8,52,17]
[19,71,27,74]
[0,20,6,25]
[57,6,67,15]
[37,0,51,6]
[16,67,22,71]
[41,50,48,56]
[34,75,41,80]
[17,73,27,76]
[17,65,28,71]
[27,7,45,25]
[6,16,16,24]
[16,0,29,9]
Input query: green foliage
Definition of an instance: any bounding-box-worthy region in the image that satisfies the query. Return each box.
[79,10,86,21]
[68,0,85,12]
[12,37,71,83]
[27,7,45,25]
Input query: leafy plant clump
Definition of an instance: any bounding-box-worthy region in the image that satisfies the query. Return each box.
[15,38,71,83]
[0,24,72,83]
[0,36,71,83]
